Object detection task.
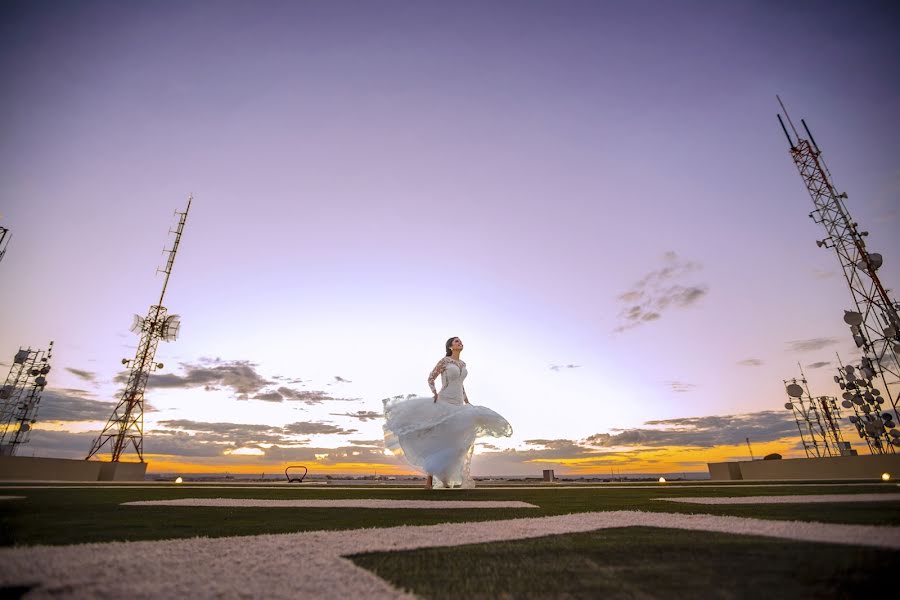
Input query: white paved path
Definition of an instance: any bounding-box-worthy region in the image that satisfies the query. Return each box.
[1,511,898,599]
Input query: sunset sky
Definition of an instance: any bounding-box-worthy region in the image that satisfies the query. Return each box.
[1,1,898,476]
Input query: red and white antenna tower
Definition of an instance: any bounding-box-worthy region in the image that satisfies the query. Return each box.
[777,98,900,453]
[86,196,192,462]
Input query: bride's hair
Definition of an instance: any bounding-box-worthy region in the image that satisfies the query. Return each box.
[445,337,459,357]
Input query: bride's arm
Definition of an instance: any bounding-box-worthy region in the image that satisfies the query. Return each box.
[428,358,446,402]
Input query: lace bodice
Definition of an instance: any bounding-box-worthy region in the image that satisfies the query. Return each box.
[428,356,469,404]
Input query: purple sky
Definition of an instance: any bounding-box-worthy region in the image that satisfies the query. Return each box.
[1,1,898,473]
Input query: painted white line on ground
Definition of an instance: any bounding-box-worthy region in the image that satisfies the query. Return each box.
[1,511,897,599]
[657,493,900,505]
[123,498,539,509]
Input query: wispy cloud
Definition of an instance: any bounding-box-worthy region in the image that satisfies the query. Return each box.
[277,387,357,405]
[549,364,581,372]
[329,410,382,422]
[615,251,708,332]
[737,358,764,367]
[283,421,357,436]
[65,368,97,382]
[786,337,840,352]
[664,380,697,393]
[805,361,831,369]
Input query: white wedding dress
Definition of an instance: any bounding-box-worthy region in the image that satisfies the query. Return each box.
[383,357,512,488]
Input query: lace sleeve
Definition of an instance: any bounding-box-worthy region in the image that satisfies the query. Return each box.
[428,358,446,395]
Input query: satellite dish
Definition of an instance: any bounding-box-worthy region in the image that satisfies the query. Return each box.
[852,395,864,405]
[20,423,30,432]
[862,405,872,414]
[843,311,863,326]
[34,376,46,387]
[784,402,794,410]
[130,314,145,335]
[884,412,895,421]
[842,392,853,401]
[853,335,865,347]
[857,253,883,270]
[872,389,881,396]
[833,375,841,383]
[891,430,900,438]
[160,315,181,342]
[786,383,804,398]
[839,382,846,390]
[841,400,852,409]
[849,415,859,423]
[864,392,875,403]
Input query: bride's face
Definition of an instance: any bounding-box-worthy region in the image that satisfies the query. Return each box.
[451,338,464,352]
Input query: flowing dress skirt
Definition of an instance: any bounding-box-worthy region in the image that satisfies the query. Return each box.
[383,396,512,488]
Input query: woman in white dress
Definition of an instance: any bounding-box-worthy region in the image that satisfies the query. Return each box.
[383,337,512,488]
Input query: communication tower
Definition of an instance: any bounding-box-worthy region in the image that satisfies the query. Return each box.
[86,196,192,462]
[0,342,53,456]
[783,371,837,458]
[776,98,900,448]
[834,355,896,453]
[0,225,9,265]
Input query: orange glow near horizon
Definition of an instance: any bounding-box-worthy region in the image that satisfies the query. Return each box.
[140,437,809,475]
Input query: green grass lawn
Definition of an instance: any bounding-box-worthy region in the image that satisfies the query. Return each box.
[350,527,899,599]
[1,482,897,547]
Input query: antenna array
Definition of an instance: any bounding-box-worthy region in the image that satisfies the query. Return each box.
[777,98,900,454]
[86,196,192,462]
[783,370,847,458]
[0,342,53,456]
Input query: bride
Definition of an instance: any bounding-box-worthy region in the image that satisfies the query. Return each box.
[383,337,512,488]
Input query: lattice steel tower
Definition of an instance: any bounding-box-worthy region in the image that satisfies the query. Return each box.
[0,342,53,456]
[0,225,10,265]
[777,99,900,453]
[86,196,192,462]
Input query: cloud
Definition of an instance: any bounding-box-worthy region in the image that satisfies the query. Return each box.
[253,391,284,402]
[811,268,836,280]
[585,410,798,449]
[117,358,271,400]
[737,358,764,367]
[65,368,97,382]
[786,337,839,352]
[664,381,697,393]
[615,252,708,332]
[329,410,383,422]
[805,361,831,369]
[348,439,384,446]
[549,364,581,372]
[333,376,352,384]
[282,421,357,436]
[277,387,357,405]
[34,389,117,422]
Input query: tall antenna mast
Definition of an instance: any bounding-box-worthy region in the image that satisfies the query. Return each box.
[0,225,10,266]
[776,98,900,453]
[86,196,192,462]
[0,342,53,456]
